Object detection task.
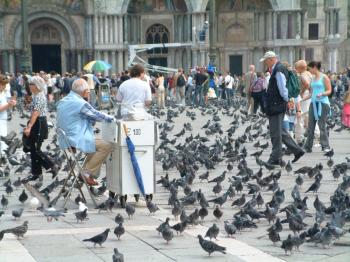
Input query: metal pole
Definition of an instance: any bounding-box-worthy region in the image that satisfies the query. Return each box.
[208,0,216,67]
[20,0,31,73]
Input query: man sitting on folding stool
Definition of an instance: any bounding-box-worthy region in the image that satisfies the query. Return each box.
[57,78,115,186]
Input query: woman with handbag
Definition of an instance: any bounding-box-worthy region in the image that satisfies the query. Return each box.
[22,76,58,183]
[250,72,265,114]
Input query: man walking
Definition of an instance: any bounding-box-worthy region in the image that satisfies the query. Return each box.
[243,65,256,114]
[260,51,304,165]
[174,68,187,106]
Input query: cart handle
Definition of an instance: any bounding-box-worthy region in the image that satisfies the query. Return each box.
[123,124,128,136]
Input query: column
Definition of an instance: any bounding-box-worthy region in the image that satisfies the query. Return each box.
[335,10,339,35]
[105,16,108,43]
[328,50,332,71]
[87,49,94,61]
[65,50,71,72]
[112,50,116,71]
[296,12,301,39]
[272,12,277,40]
[192,50,197,66]
[288,47,294,65]
[253,12,257,41]
[77,51,82,71]
[14,50,21,73]
[117,50,123,71]
[118,16,123,44]
[8,50,14,73]
[94,15,99,43]
[325,11,329,36]
[281,12,288,39]
[113,16,118,43]
[123,15,128,43]
[329,9,334,38]
[332,49,337,72]
[124,51,128,69]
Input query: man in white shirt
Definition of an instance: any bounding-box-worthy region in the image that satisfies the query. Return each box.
[224,71,233,102]
[116,64,152,119]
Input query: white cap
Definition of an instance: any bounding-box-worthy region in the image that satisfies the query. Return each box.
[259,51,277,62]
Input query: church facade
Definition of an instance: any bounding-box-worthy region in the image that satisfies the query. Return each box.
[0,0,349,75]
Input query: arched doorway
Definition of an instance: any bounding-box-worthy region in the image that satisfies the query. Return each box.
[145,23,169,68]
[30,22,64,73]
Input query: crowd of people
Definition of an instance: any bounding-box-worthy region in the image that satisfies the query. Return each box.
[1,54,350,183]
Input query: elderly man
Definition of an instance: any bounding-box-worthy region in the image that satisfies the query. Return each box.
[243,65,256,114]
[260,51,304,165]
[57,78,114,186]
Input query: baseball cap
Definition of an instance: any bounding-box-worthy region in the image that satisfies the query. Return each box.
[259,51,277,62]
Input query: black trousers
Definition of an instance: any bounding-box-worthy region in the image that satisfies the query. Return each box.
[28,117,54,176]
[251,91,265,114]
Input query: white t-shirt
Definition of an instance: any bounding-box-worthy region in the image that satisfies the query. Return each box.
[224,75,233,89]
[116,78,152,116]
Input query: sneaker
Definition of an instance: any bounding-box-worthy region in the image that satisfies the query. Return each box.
[22,174,40,183]
[314,143,321,148]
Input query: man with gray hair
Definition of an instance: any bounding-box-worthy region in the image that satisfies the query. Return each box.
[57,78,114,186]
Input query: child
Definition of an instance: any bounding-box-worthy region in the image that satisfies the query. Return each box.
[342,90,350,128]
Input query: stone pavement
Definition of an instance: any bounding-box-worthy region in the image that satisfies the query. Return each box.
[0,104,350,262]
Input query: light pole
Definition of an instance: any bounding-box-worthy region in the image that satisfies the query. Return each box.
[20,0,31,73]
[208,0,217,67]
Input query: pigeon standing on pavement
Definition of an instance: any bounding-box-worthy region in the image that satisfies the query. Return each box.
[12,208,24,220]
[205,223,220,240]
[114,223,125,240]
[2,221,29,239]
[125,203,135,219]
[198,235,226,256]
[83,229,110,247]
[162,226,174,244]
[19,189,28,204]
[74,209,88,223]
[112,248,124,262]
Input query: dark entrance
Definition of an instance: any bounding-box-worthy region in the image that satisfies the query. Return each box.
[229,55,243,76]
[32,44,61,73]
[148,57,167,68]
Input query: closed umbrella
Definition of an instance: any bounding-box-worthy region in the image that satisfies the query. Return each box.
[123,124,145,196]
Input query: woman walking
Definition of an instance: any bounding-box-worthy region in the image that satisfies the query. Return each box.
[22,76,58,182]
[250,72,265,114]
[304,61,332,153]
[155,73,165,109]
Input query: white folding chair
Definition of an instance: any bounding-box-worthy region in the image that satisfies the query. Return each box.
[52,128,97,208]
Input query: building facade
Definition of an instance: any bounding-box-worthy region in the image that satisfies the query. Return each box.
[0,0,349,75]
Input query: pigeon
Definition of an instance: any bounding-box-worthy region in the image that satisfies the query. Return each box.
[162,226,174,244]
[114,223,125,240]
[12,177,22,189]
[78,201,88,212]
[30,197,40,210]
[224,221,237,238]
[323,148,334,158]
[295,175,303,188]
[208,171,226,183]
[5,184,13,195]
[199,171,210,182]
[231,194,246,207]
[83,229,110,247]
[199,206,209,221]
[197,235,226,256]
[74,194,83,205]
[146,200,160,215]
[1,194,8,208]
[268,225,281,245]
[305,178,321,194]
[205,223,220,240]
[2,221,29,239]
[208,192,229,207]
[157,217,170,234]
[171,221,187,235]
[12,208,24,220]
[125,203,135,219]
[281,234,294,255]
[112,248,124,262]
[74,208,88,223]
[19,189,28,204]
[213,205,223,220]
[0,231,4,242]
[115,213,124,224]
[38,207,66,222]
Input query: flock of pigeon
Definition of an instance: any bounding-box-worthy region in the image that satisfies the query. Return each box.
[0,95,349,260]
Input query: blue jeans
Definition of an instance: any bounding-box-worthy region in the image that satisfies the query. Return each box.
[186,85,194,105]
[194,85,205,106]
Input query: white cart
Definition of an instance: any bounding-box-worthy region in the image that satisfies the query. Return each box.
[102,120,158,205]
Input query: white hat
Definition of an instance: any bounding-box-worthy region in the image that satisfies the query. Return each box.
[259,51,277,62]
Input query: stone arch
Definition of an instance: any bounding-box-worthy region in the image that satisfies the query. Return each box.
[10,10,81,49]
[122,0,191,13]
[200,0,277,12]
[224,23,249,45]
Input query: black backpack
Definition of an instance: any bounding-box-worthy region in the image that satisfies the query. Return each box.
[177,75,186,87]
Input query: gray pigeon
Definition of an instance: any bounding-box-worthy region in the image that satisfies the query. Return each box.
[125,203,135,219]
[12,208,24,220]
[205,223,220,240]
[112,248,124,262]
[198,234,226,256]
[146,200,160,215]
[224,221,237,238]
[0,230,4,242]
[74,208,88,223]
[162,226,174,244]
[83,228,110,247]
[114,223,125,240]
[281,234,294,255]
[115,213,124,224]
[2,221,29,239]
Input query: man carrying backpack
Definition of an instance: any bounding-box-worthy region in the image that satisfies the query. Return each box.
[260,51,304,166]
[174,68,187,106]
